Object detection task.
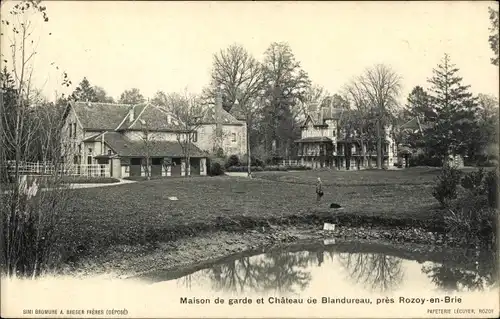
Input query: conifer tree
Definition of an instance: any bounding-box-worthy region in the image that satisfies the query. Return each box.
[72,77,98,102]
[424,54,478,160]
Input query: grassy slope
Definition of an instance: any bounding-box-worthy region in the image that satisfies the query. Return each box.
[61,168,445,259]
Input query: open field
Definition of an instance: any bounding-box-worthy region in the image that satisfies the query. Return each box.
[58,168,452,263]
[253,166,489,186]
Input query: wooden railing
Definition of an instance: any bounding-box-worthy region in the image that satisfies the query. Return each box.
[4,161,110,177]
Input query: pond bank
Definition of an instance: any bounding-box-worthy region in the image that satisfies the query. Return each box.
[61,220,489,279]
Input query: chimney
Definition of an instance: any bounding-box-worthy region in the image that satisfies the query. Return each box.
[128,108,135,122]
[215,90,223,141]
[101,132,105,155]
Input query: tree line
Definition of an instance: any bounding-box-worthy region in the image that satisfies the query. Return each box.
[1,2,499,168]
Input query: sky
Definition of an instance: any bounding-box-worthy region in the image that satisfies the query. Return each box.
[1,0,498,103]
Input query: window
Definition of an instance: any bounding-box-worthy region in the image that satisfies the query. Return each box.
[88,148,93,154]
[231,133,236,143]
[69,124,72,138]
[192,131,198,143]
[73,123,77,137]
[332,129,336,137]
[108,149,112,156]
[78,145,81,153]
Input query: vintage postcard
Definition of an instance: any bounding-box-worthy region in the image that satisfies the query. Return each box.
[0,0,499,318]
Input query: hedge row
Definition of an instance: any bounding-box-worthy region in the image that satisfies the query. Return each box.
[226,165,311,172]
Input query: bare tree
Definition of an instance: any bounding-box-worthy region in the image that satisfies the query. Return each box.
[160,90,206,177]
[203,44,264,175]
[0,0,72,278]
[342,80,376,168]
[357,64,402,169]
[293,84,329,124]
[261,42,311,158]
[204,44,263,112]
[138,120,159,181]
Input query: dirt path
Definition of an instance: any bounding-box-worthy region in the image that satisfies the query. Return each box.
[2,179,136,194]
[67,179,136,189]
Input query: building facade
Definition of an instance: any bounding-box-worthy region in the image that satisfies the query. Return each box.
[295,103,396,170]
[193,92,247,157]
[61,101,209,178]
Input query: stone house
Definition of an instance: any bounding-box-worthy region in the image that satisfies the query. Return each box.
[194,93,247,158]
[295,103,396,170]
[61,101,210,178]
[61,96,248,178]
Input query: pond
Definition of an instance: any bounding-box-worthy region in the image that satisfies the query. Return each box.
[2,240,498,318]
[135,240,498,296]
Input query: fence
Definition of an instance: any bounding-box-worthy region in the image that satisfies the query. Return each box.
[4,161,110,178]
[281,160,301,166]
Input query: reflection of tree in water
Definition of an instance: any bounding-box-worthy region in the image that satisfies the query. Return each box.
[337,252,404,293]
[177,273,203,289]
[422,252,498,292]
[202,251,314,294]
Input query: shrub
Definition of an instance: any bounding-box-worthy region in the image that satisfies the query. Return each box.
[460,168,485,195]
[225,155,240,168]
[410,153,443,167]
[1,175,71,277]
[444,195,497,245]
[484,170,498,209]
[225,165,311,172]
[225,166,264,172]
[240,156,265,167]
[61,176,120,184]
[208,158,226,176]
[210,162,224,176]
[432,166,462,208]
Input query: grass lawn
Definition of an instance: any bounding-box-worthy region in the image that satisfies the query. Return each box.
[60,168,451,260]
[253,166,483,186]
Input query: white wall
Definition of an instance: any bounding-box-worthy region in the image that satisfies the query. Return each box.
[195,123,247,156]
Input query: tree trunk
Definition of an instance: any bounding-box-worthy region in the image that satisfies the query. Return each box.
[376,118,382,169]
[247,123,252,178]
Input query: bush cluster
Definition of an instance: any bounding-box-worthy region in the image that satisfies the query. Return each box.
[208,158,225,176]
[433,166,499,246]
[225,165,311,172]
[432,166,463,208]
[410,153,443,167]
[225,154,266,168]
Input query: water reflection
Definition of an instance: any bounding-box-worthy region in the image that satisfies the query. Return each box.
[422,251,498,292]
[199,251,314,294]
[142,242,497,296]
[337,253,404,292]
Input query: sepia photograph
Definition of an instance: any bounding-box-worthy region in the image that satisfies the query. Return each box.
[0,0,499,318]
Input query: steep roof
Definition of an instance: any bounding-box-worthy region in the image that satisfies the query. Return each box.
[69,101,135,130]
[124,104,184,131]
[199,105,244,125]
[302,107,352,127]
[228,103,247,121]
[102,132,206,157]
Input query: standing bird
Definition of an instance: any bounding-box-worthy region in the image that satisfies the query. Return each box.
[316,177,324,203]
